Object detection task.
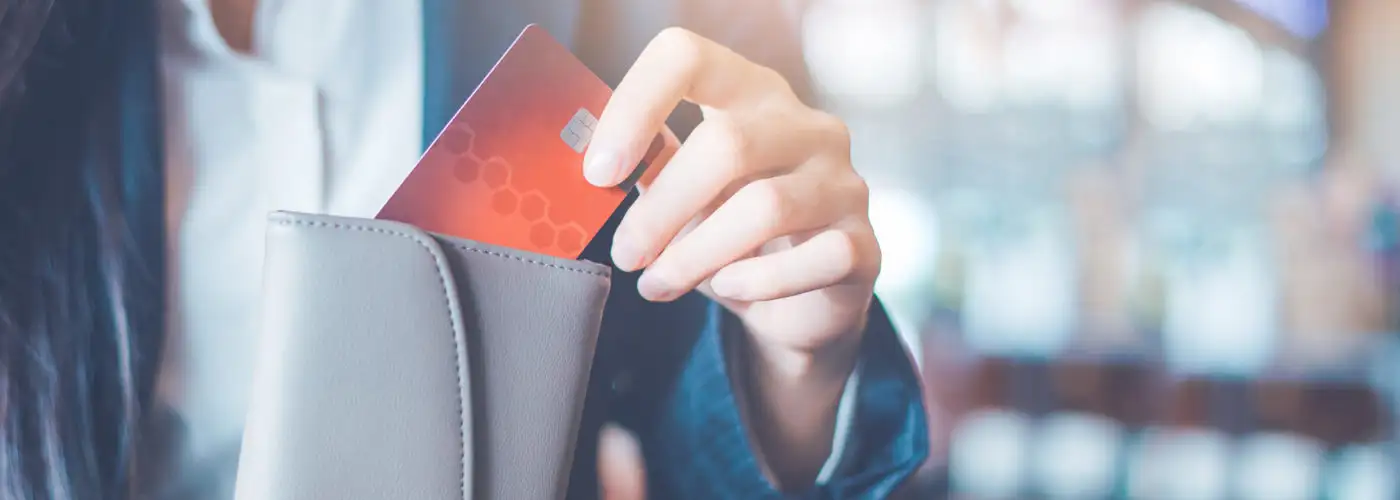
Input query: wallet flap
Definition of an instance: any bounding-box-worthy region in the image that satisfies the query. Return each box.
[235,211,610,500]
[435,218,611,500]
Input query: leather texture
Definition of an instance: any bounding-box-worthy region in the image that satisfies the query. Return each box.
[234,211,611,500]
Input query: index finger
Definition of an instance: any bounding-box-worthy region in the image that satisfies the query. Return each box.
[582,27,790,187]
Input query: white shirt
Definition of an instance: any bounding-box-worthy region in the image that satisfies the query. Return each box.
[159,0,423,475]
[159,0,852,494]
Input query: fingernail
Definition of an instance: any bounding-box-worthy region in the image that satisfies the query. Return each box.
[611,236,643,272]
[708,272,745,300]
[637,272,674,302]
[585,150,622,187]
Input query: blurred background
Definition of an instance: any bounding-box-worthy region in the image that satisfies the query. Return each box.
[798,0,1400,498]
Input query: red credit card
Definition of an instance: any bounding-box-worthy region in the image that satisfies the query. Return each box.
[377,24,679,259]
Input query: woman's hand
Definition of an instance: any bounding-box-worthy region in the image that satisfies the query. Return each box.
[585,27,879,486]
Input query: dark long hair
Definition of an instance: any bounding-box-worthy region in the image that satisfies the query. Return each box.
[0,0,164,498]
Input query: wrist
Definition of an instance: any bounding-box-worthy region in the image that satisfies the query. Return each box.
[744,325,860,395]
[729,315,863,489]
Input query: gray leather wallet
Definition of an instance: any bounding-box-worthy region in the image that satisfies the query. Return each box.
[234,211,611,500]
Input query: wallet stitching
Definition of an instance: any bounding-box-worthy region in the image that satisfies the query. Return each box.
[271,218,472,497]
[444,244,609,278]
[270,218,609,276]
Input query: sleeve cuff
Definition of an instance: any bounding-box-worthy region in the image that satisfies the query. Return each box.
[639,299,928,499]
[816,360,861,484]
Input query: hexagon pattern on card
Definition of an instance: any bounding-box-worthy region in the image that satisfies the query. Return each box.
[441,121,590,256]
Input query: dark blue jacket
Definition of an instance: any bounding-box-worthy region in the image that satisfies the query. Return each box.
[112,0,929,498]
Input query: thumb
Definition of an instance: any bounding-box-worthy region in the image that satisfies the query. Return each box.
[598,423,647,500]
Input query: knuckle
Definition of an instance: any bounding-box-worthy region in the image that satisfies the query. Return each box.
[852,227,882,279]
[633,218,668,247]
[653,27,705,72]
[814,168,869,215]
[745,265,774,288]
[647,265,684,290]
[846,173,871,212]
[727,264,768,293]
[829,231,861,277]
[620,213,663,248]
[867,231,884,278]
[655,26,697,45]
[755,65,794,98]
[742,179,792,234]
[703,118,752,177]
[815,111,853,157]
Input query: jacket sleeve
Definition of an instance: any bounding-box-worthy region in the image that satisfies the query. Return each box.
[637,298,929,499]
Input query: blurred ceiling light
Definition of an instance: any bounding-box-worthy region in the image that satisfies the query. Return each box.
[1138,2,1265,131]
[803,0,922,108]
